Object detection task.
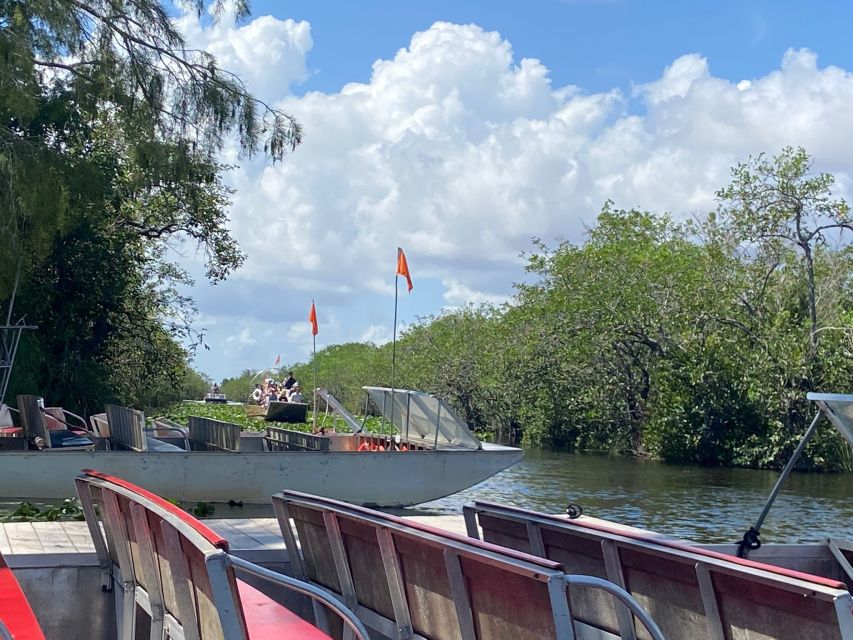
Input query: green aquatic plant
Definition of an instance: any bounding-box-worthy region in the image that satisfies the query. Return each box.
[2,498,85,522]
[192,502,216,518]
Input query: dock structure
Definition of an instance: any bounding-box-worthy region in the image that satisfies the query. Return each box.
[0,514,468,560]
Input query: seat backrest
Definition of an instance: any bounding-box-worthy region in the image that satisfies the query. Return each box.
[89,413,110,437]
[265,427,330,451]
[105,404,147,451]
[188,416,241,451]
[16,395,49,446]
[273,491,574,640]
[75,469,248,640]
[465,501,853,640]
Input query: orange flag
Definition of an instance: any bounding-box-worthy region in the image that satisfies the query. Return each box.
[308,301,319,336]
[396,247,413,292]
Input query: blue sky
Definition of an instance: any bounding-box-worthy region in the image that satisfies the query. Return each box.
[251,0,853,96]
[176,0,853,381]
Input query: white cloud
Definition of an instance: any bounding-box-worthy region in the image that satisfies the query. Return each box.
[225,327,255,347]
[442,279,511,308]
[179,13,853,378]
[358,324,393,345]
[175,5,312,101]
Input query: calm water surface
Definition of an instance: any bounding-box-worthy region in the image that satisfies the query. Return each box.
[2,451,848,544]
[411,450,852,544]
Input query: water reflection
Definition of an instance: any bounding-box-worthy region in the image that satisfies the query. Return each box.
[412,450,852,543]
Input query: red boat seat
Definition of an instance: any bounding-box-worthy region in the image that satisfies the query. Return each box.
[237,580,331,639]
[0,551,45,640]
[76,470,363,639]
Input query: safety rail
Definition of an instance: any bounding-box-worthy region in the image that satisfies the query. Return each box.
[265,426,330,451]
[225,555,370,639]
[188,415,241,451]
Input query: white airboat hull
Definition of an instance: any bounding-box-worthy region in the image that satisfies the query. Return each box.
[0,444,523,507]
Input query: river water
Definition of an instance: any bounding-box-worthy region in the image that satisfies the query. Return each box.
[410,450,852,544]
[2,451,848,543]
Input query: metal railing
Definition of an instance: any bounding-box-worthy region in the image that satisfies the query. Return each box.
[225,555,371,639]
[563,575,666,640]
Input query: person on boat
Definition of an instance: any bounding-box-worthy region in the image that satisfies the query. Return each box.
[283,371,297,391]
[249,384,262,404]
[265,385,279,405]
[289,384,305,403]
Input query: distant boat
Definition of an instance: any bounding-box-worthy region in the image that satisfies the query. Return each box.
[0,387,523,507]
[203,392,228,404]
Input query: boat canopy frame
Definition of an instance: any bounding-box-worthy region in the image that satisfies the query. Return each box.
[363,386,482,450]
[738,392,853,558]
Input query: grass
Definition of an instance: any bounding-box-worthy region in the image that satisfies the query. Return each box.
[160,401,398,434]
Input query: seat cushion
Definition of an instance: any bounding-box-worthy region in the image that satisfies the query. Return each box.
[237,579,333,639]
[0,552,45,640]
[48,429,93,448]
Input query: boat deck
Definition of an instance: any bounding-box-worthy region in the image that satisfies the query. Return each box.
[0,515,470,559]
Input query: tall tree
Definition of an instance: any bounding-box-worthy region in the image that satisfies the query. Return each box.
[716,147,852,355]
[1,1,303,410]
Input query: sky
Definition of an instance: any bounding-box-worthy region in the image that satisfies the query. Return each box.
[174,0,853,381]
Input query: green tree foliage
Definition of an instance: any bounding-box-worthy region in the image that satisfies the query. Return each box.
[288,150,853,470]
[1,1,302,413]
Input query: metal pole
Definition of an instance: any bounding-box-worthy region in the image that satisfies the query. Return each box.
[312,328,317,430]
[390,269,399,441]
[5,259,21,327]
[433,401,441,450]
[404,393,411,443]
[737,411,824,557]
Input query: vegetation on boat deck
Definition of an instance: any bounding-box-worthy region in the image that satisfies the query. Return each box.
[222,149,853,472]
[163,402,397,435]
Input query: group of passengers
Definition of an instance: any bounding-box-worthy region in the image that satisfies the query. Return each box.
[249,371,306,406]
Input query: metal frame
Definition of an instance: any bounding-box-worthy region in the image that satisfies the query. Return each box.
[738,393,853,558]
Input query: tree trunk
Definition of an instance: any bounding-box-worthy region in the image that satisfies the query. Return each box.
[802,243,818,354]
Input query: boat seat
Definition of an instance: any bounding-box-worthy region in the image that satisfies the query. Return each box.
[464,500,853,640]
[17,395,95,450]
[144,435,184,452]
[0,549,46,640]
[75,469,368,640]
[236,580,332,638]
[273,490,666,640]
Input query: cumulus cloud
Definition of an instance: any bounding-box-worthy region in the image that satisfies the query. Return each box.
[175,5,312,100]
[178,12,853,377]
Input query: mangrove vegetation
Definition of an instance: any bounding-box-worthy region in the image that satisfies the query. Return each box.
[224,148,853,471]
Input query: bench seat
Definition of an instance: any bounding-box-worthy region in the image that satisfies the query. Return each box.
[76,469,367,639]
[0,551,45,640]
[237,580,332,639]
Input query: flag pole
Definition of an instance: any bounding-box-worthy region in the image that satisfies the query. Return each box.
[390,256,400,441]
[312,299,318,430]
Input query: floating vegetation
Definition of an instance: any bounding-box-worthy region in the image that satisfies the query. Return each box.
[2,498,85,522]
[191,502,216,518]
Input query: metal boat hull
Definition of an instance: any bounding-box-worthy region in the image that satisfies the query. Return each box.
[0,444,523,507]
